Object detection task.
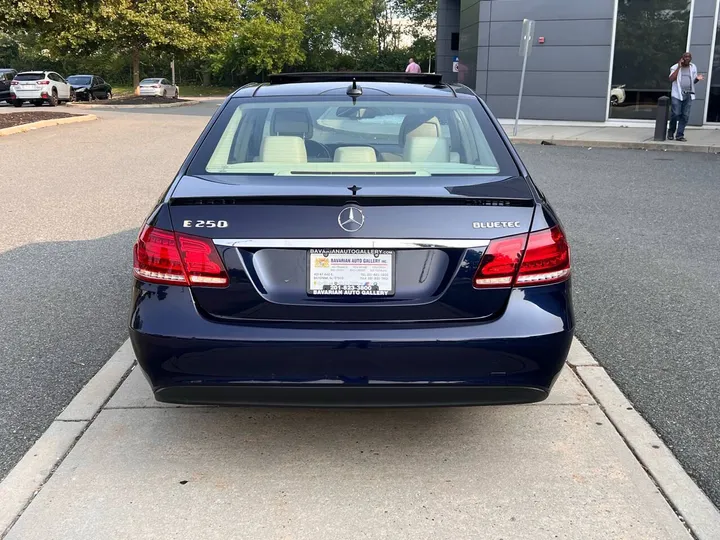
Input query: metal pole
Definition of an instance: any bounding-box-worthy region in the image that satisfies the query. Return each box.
[653,96,670,141]
[171,58,176,86]
[513,50,529,136]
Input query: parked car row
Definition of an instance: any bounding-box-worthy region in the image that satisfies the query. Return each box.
[1,69,179,107]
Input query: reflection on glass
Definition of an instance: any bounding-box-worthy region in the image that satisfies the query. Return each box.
[610,0,691,120]
[707,19,720,123]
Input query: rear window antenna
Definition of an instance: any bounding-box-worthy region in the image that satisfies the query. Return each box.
[347,78,362,102]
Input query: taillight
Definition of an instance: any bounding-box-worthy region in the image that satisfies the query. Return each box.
[516,226,570,285]
[37,80,50,85]
[473,226,570,288]
[176,234,228,285]
[473,234,526,288]
[152,84,160,88]
[133,226,228,287]
[10,81,18,85]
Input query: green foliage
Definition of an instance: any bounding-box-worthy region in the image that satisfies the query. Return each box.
[231,0,307,74]
[1,0,437,86]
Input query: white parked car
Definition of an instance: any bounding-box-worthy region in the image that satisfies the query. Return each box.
[10,71,73,107]
[138,78,179,98]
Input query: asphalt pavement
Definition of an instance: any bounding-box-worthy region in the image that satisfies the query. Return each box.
[516,144,720,507]
[0,101,222,481]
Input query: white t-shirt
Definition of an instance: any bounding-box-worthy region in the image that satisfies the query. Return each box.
[669,62,698,100]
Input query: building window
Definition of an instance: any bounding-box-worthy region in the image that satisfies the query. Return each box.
[610,0,692,120]
[707,16,720,122]
[451,32,459,51]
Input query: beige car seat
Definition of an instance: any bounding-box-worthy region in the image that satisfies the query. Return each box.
[381,114,459,162]
[404,136,450,162]
[334,146,377,163]
[259,136,308,163]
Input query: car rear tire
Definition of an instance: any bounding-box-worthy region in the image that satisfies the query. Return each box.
[162,90,167,98]
[47,89,58,107]
[12,99,23,107]
[173,88,179,99]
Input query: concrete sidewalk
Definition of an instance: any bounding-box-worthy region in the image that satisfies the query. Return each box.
[501,121,720,153]
[1,340,720,540]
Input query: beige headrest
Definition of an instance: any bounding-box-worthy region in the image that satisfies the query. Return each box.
[407,121,440,139]
[403,136,450,162]
[401,115,441,142]
[259,136,307,163]
[334,146,377,163]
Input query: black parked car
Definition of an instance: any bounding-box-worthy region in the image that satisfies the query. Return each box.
[67,74,112,101]
[0,69,17,103]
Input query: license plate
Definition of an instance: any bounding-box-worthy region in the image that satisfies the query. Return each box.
[308,249,394,296]
[21,84,34,89]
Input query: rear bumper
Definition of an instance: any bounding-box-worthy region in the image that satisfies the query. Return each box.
[10,91,43,100]
[156,385,547,407]
[130,281,574,407]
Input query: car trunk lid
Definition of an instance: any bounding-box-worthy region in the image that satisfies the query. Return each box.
[168,175,536,323]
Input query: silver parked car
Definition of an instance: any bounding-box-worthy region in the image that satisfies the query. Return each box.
[138,78,179,98]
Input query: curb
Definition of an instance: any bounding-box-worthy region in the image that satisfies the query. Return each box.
[67,100,199,109]
[570,338,720,540]
[510,136,719,154]
[0,114,97,137]
[0,340,134,537]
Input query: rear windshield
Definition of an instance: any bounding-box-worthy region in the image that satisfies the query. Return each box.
[67,76,92,84]
[15,73,44,81]
[188,96,518,178]
[140,79,161,85]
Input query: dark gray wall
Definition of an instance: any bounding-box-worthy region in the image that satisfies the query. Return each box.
[688,0,717,124]
[436,0,461,83]
[471,0,616,121]
[443,0,719,124]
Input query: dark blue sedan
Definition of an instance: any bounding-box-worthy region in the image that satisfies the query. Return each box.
[129,72,573,407]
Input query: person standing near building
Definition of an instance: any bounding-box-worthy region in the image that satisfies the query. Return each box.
[668,52,704,141]
[405,58,421,74]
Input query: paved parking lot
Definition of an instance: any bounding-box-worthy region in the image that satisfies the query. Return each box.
[0,102,719,529]
[520,145,720,507]
[0,101,222,481]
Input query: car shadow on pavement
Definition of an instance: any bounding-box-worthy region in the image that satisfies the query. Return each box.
[0,228,137,481]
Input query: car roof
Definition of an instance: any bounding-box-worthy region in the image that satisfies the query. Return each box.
[231,72,477,99]
[18,71,48,75]
[69,74,94,77]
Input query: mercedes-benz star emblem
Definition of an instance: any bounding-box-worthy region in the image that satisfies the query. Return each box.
[338,206,365,232]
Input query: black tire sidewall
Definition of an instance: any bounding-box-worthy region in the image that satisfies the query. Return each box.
[48,89,58,107]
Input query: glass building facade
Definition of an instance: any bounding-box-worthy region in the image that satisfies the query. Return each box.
[436,0,720,125]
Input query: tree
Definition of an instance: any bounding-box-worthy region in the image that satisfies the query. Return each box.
[229,0,307,75]
[45,0,236,87]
